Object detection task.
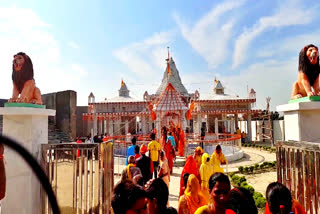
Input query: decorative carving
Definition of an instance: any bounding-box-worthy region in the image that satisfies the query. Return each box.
[8,52,42,104]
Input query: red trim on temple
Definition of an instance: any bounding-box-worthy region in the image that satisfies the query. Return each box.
[194,99,256,104]
[192,109,262,114]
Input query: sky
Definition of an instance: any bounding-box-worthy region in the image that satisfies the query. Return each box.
[0,0,319,111]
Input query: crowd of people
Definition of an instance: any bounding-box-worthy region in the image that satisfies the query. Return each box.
[111,126,307,214]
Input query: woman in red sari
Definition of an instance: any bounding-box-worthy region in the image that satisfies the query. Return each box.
[164,134,175,174]
[178,128,185,157]
[160,126,168,148]
[179,147,203,196]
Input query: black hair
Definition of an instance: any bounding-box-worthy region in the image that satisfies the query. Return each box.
[111,180,147,214]
[145,178,169,212]
[134,145,140,154]
[226,187,257,214]
[215,145,221,151]
[209,172,230,192]
[183,173,190,189]
[131,137,137,145]
[150,133,156,140]
[266,182,292,214]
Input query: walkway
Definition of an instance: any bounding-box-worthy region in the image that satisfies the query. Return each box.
[114,147,277,209]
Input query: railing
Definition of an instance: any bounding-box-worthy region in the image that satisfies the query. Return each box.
[41,141,113,214]
[110,133,241,175]
[184,133,241,156]
[277,141,320,214]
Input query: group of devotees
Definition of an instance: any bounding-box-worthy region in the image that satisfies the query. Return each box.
[112,128,306,214]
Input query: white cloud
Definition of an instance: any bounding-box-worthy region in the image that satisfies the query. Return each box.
[68,41,80,49]
[174,0,245,68]
[232,1,314,68]
[113,31,174,82]
[71,64,88,76]
[0,8,86,101]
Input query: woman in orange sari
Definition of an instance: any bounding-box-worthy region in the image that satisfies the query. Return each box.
[164,135,175,174]
[179,147,203,196]
[160,126,167,148]
[178,174,208,214]
[178,128,185,157]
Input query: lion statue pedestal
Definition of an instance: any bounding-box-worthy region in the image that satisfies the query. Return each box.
[277,101,320,143]
[0,106,55,213]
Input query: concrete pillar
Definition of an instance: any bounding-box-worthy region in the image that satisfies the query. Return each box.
[93,115,97,136]
[235,114,238,129]
[231,118,235,134]
[156,112,161,139]
[125,119,129,134]
[247,113,252,142]
[0,106,55,214]
[197,114,201,134]
[141,115,146,134]
[215,117,219,134]
[182,111,187,132]
[109,120,114,136]
[99,119,103,135]
[104,118,107,135]
[115,118,121,135]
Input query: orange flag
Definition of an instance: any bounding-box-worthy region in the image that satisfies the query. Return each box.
[167,62,171,76]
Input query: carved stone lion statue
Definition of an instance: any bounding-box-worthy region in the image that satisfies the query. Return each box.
[291,44,320,99]
[8,52,42,104]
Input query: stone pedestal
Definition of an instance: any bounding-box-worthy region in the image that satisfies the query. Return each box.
[277,101,320,142]
[0,107,55,214]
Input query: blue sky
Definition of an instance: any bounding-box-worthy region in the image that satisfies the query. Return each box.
[0,0,320,111]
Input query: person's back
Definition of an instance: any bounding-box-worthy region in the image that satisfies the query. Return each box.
[121,156,142,182]
[136,144,152,185]
[148,133,161,178]
[126,137,137,165]
[136,155,152,185]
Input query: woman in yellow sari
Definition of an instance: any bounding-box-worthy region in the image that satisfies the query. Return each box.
[178,174,208,214]
[200,153,213,199]
[211,145,227,173]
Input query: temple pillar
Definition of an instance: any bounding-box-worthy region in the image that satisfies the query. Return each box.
[182,112,187,132]
[93,115,97,136]
[141,115,146,134]
[197,114,201,134]
[125,119,129,134]
[99,119,103,135]
[247,113,252,142]
[104,118,107,135]
[231,118,235,134]
[215,117,218,134]
[235,113,238,129]
[109,119,114,136]
[156,112,161,139]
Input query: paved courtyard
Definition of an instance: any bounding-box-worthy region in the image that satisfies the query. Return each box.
[114,147,277,209]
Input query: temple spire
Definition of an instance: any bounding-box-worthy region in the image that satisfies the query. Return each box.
[166,47,171,76]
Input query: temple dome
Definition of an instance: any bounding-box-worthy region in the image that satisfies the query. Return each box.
[156,57,189,97]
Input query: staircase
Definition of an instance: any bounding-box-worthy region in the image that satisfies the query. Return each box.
[48,122,74,144]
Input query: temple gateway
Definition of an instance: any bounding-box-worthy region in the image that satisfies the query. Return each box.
[82,56,260,139]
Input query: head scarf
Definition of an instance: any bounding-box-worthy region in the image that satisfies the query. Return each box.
[184,174,208,214]
[140,144,147,155]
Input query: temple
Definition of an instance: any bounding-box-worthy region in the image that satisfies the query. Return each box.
[82,55,261,139]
